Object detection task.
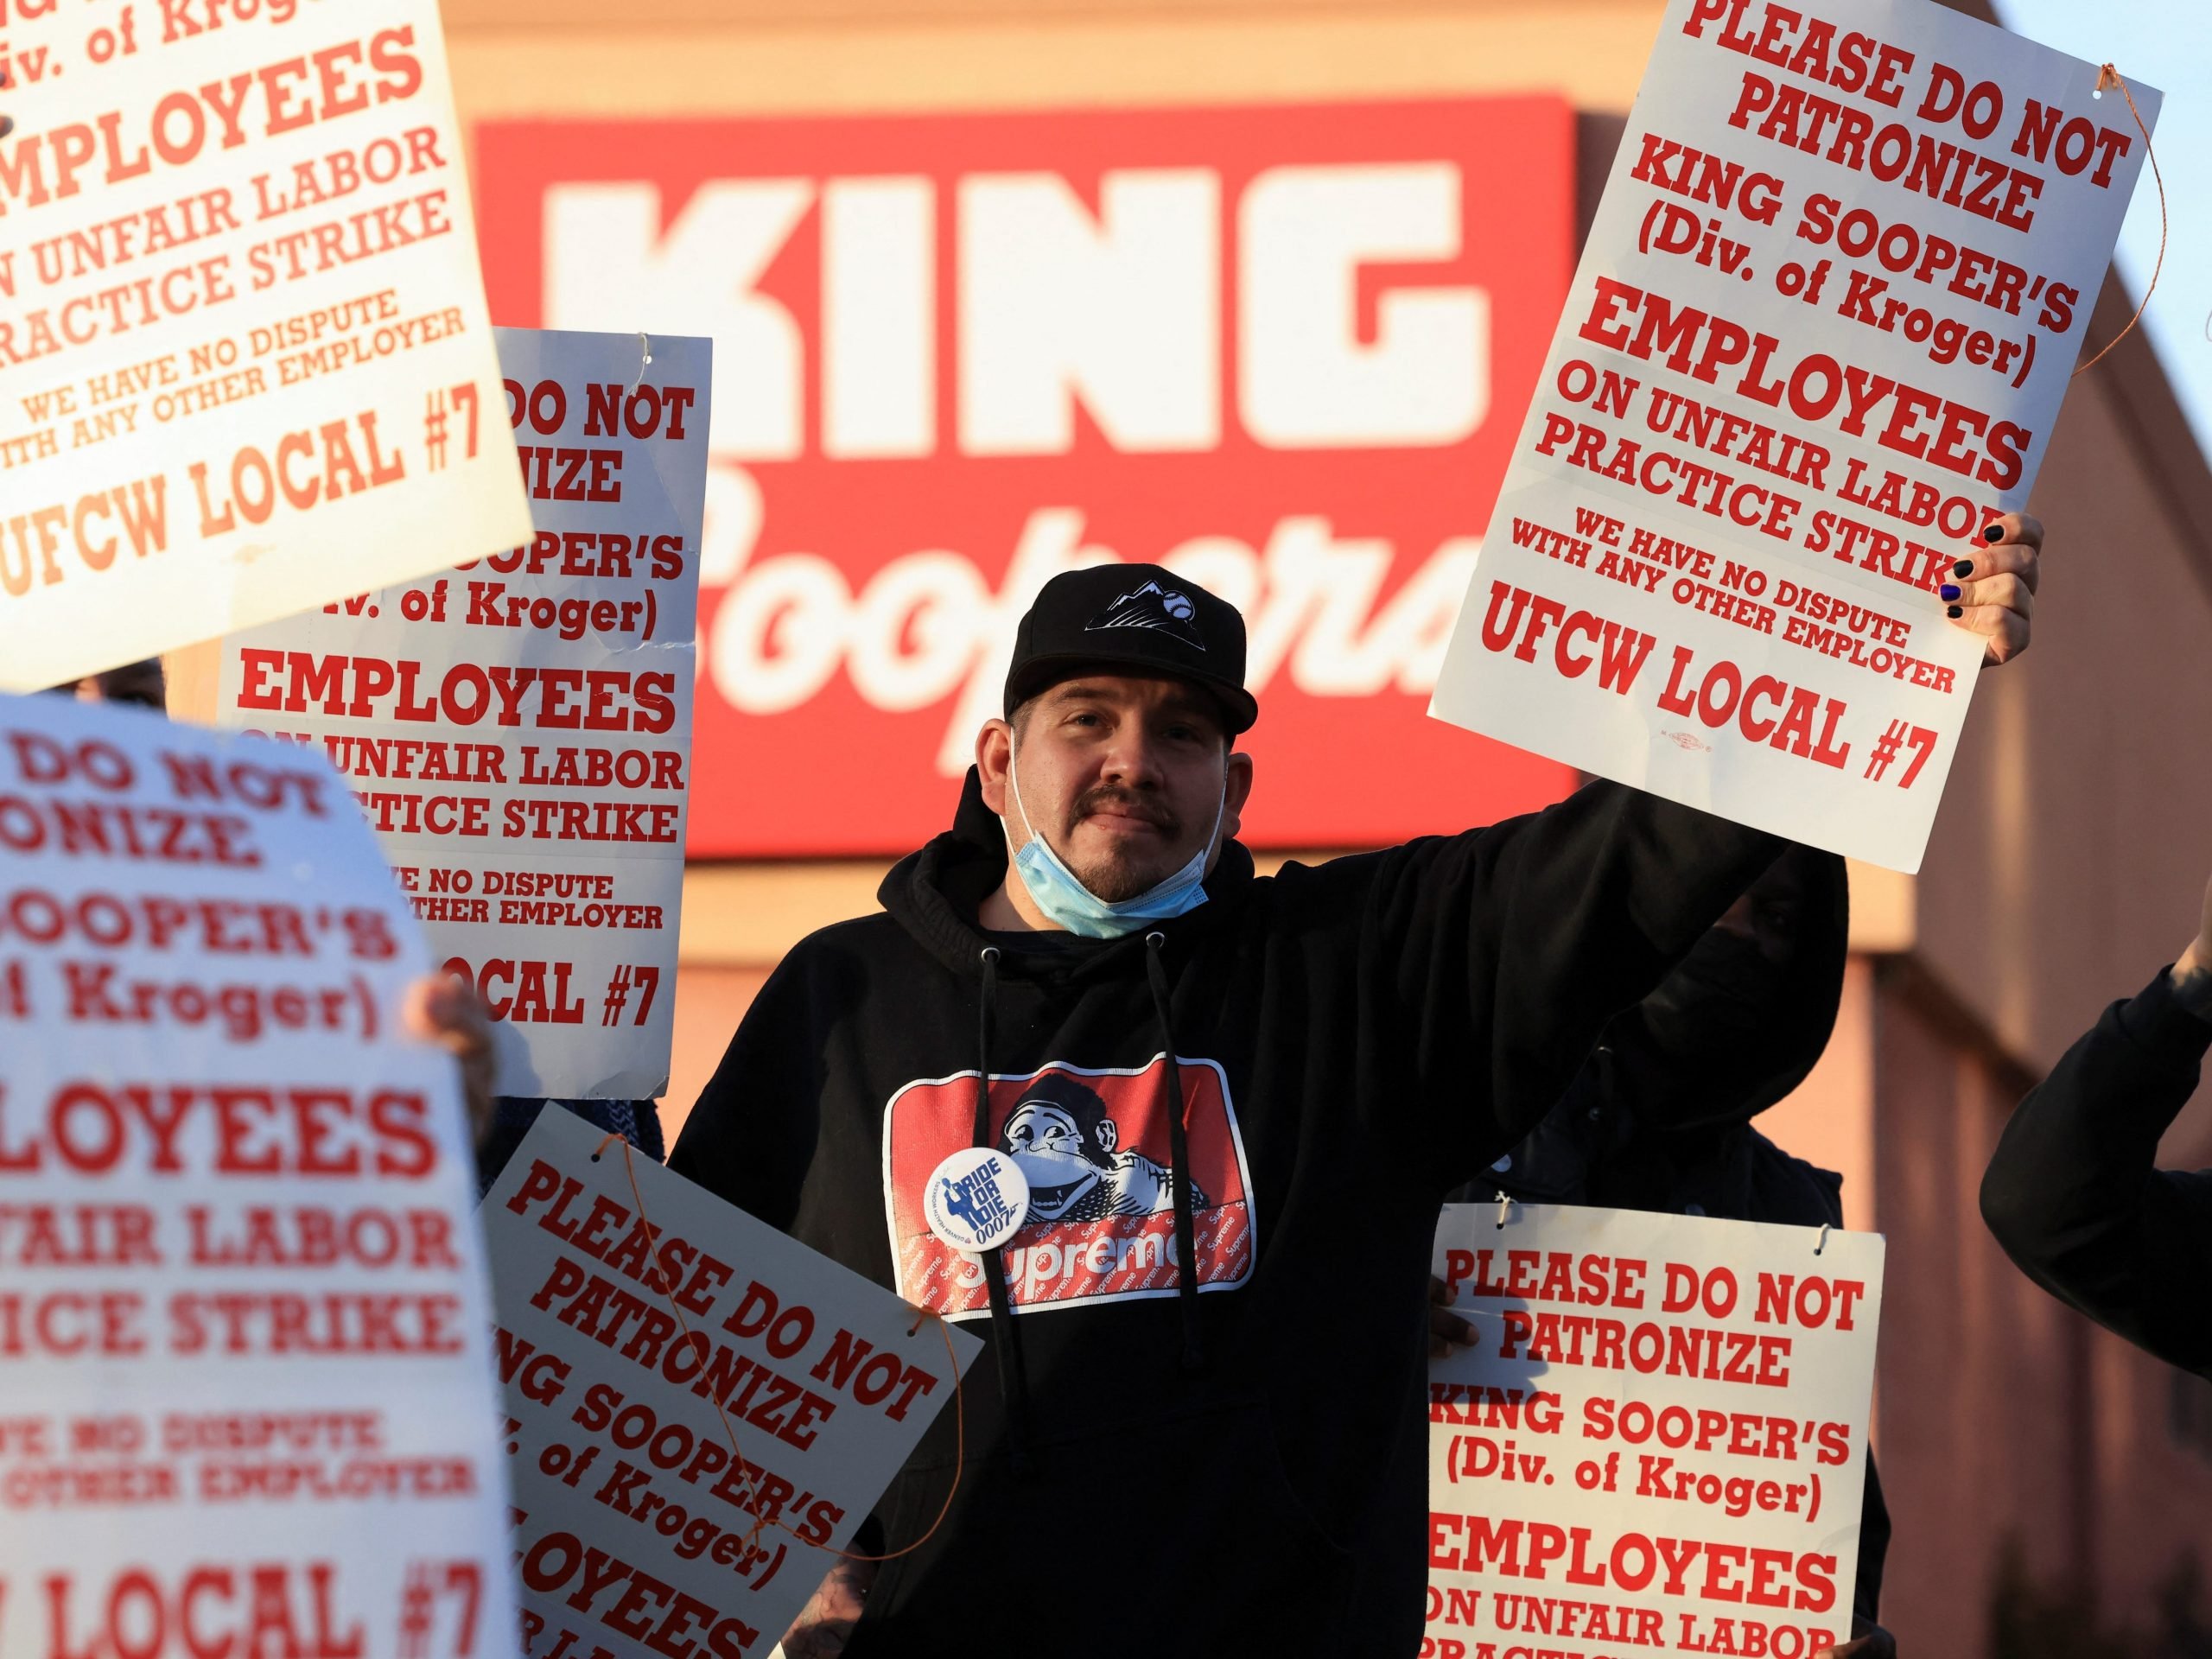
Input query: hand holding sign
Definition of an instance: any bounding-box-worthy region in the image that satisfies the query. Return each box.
[1430,1272,1481,1358]
[1825,1623,1899,1659]
[2170,870,2212,1020]
[402,972,498,1145]
[1946,512,2041,665]
[779,1558,875,1659]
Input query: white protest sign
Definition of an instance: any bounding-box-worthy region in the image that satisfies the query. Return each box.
[480,1108,982,1658]
[216,329,709,1097]
[1429,0,2158,871]
[0,694,512,1659]
[1426,1205,1885,1659]
[0,0,532,691]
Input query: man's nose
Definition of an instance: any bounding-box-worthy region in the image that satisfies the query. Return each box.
[1099,729,1166,785]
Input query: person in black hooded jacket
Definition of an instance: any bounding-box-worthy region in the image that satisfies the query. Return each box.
[673,536,2039,1656]
[1980,868,2212,1373]
[1439,846,1895,1656]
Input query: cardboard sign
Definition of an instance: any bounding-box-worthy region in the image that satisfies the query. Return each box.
[480,1109,981,1657]
[1427,1204,1885,1659]
[475,99,1583,855]
[215,329,709,1098]
[1429,0,2158,871]
[0,0,532,692]
[0,694,512,1658]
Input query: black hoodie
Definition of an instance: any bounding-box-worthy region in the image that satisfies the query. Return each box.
[671,772,1778,1655]
[1482,847,1847,1207]
[1980,967,2212,1374]
[1469,849,1890,1624]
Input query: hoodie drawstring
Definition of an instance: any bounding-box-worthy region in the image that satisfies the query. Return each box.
[971,947,1033,1474]
[969,933,1201,1478]
[1144,931,1205,1374]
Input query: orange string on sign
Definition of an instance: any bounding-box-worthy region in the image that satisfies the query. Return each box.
[588,1132,967,1566]
[2073,65,2165,378]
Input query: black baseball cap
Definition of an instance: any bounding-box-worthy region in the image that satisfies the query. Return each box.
[1002,564,1258,735]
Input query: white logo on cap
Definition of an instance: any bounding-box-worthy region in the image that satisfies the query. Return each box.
[1084,579,1206,649]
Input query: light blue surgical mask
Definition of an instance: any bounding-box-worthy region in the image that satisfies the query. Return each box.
[1002,748,1224,938]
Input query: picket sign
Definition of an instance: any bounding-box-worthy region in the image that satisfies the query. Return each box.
[1430,0,2159,871]
[0,0,532,690]
[1426,1202,1885,1659]
[480,1108,982,1657]
[0,692,512,1659]
[217,329,712,1097]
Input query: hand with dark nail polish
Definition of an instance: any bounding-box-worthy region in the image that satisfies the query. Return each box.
[1958,512,2038,665]
[1947,604,1963,618]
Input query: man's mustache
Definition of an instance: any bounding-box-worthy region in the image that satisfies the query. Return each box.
[1071,786,1177,834]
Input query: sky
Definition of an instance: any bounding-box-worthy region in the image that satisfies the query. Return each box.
[1999,0,2212,460]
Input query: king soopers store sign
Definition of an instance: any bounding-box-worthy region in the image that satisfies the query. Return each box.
[477,99,1580,854]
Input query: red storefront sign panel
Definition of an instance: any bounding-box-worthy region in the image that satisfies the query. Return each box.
[476,100,1579,855]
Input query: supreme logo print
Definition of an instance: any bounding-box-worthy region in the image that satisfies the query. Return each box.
[883,1056,1255,1319]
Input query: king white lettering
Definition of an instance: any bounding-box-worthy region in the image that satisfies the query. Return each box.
[694,461,1479,775]
[961,169,1220,454]
[545,162,1491,460]
[1241,163,1489,447]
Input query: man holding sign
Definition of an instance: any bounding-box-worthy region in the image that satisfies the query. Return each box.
[673,549,2035,1653]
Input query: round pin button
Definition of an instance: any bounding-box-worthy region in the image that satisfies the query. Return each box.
[924,1147,1031,1255]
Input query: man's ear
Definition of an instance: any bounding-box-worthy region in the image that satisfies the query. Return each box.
[1219,750,1256,846]
[1095,1118,1118,1155]
[976,719,1014,817]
